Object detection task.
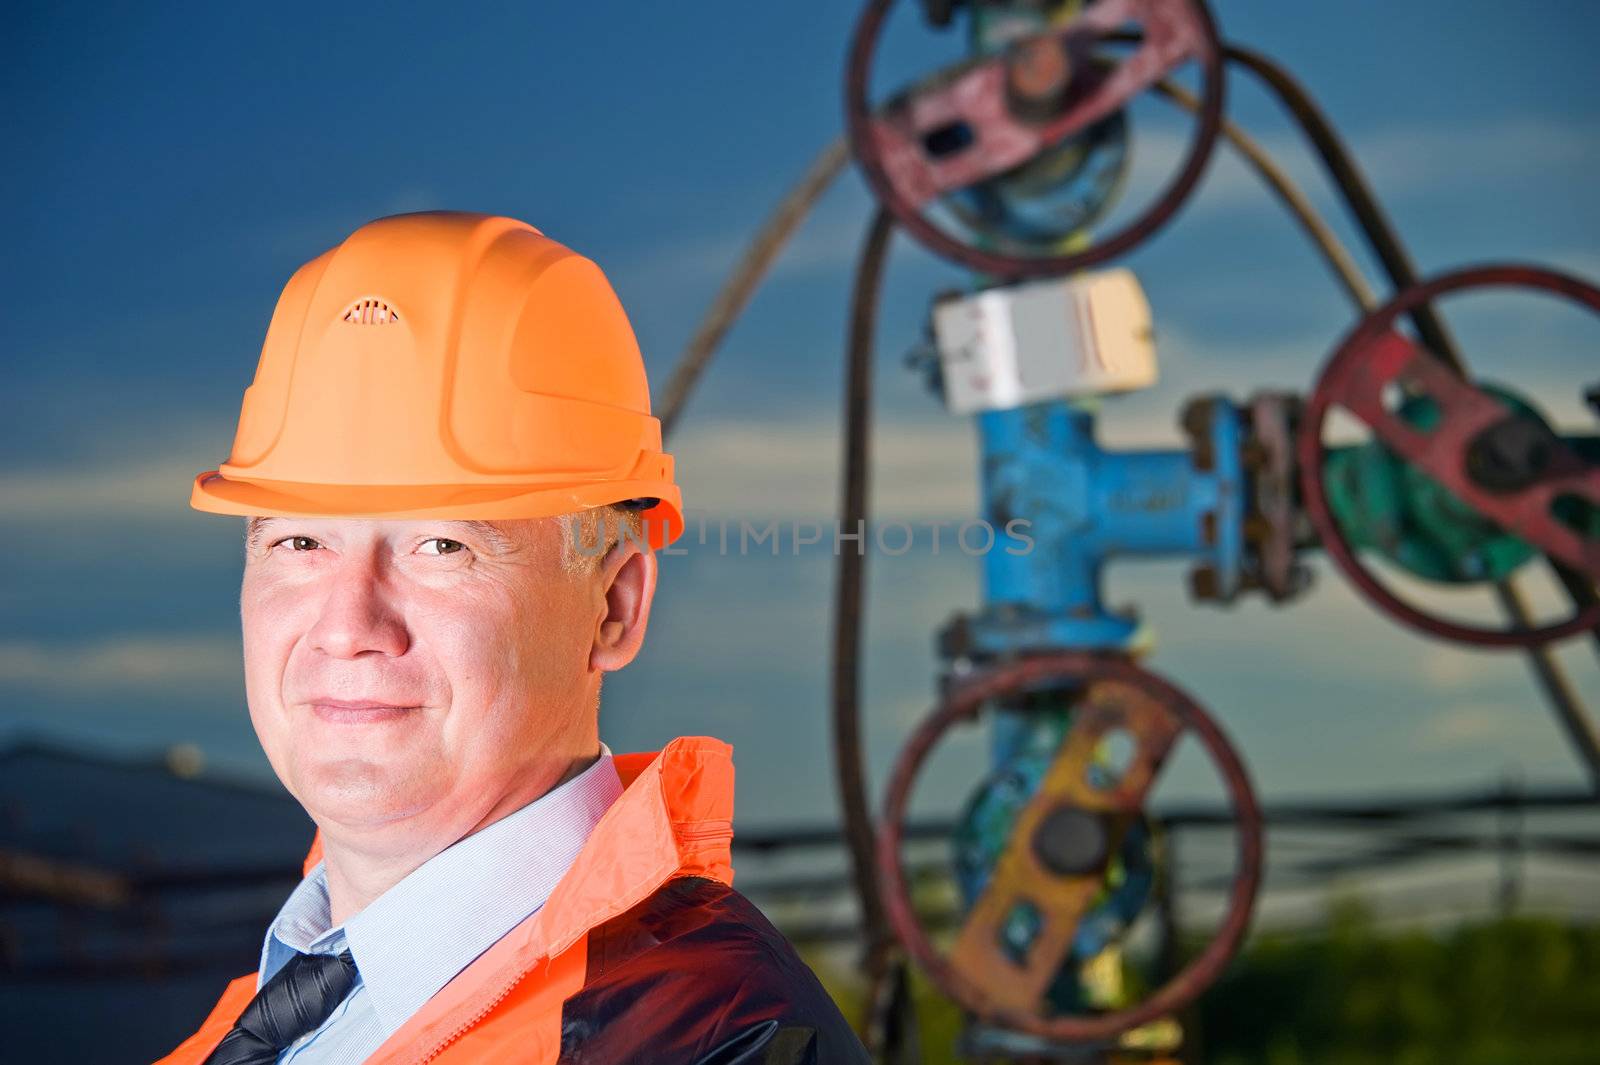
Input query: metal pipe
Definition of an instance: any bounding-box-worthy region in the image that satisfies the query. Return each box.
[830,207,897,994]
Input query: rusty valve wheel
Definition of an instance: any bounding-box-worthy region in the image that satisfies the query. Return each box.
[877,652,1263,1042]
[1298,265,1600,649]
[844,0,1225,278]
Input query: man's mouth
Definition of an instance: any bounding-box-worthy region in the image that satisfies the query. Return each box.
[307,698,423,724]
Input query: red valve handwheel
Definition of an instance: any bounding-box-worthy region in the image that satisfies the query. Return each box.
[844,0,1226,278]
[1298,264,1600,649]
[877,651,1263,1041]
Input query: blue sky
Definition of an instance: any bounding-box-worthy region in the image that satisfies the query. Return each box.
[3,1,1598,826]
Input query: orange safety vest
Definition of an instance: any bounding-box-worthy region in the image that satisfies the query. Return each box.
[155,736,868,1064]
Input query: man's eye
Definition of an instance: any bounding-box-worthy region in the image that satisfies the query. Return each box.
[273,536,322,552]
[419,538,467,556]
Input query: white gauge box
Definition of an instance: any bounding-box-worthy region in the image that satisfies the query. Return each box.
[930,268,1157,414]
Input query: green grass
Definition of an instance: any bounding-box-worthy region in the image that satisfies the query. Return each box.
[1198,901,1600,1065]
[798,903,1600,1064]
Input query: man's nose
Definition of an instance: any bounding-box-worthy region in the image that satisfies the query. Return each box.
[305,555,410,660]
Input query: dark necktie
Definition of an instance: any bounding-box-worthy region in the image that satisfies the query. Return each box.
[203,949,359,1065]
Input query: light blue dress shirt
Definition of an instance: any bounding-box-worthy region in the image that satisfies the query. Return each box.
[255,743,624,1063]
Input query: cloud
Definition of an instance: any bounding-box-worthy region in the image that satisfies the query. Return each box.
[613,177,880,305]
[247,190,444,259]
[0,456,206,518]
[1125,114,1600,218]
[1356,117,1599,193]
[0,411,968,527]
[1413,701,1524,751]
[1414,645,1521,694]
[1538,249,1600,280]
[0,634,242,696]
[672,414,980,522]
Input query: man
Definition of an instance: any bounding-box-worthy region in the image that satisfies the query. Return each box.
[159,212,870,1064]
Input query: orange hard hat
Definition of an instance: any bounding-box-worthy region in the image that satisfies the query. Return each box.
[190,211,684,548]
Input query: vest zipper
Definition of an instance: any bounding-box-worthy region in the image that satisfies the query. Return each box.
[411,963,536,1064]
[411,819,733,1060]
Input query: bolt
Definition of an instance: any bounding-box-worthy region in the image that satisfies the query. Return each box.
[1465,414,1559,494]
[1287,564,1315,597]
[1180,396,1213,441]
[938,613,974,660]
[1189,563,1221,602]
[1031,804,1109,878]
[1005,34,1073,124]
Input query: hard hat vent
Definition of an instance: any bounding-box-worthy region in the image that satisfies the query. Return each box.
[342,297,402,325]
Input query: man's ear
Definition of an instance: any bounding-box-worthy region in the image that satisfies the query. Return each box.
[590,540,658,672]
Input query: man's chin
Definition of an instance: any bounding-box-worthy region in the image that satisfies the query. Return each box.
[291,757,440,831]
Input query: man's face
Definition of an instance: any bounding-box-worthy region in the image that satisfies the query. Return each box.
[239,515,634,844]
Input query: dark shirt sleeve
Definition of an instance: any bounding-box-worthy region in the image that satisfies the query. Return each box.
[558,877,872,1064]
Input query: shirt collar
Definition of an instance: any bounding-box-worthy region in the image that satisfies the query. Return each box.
[259,743,623,1035]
